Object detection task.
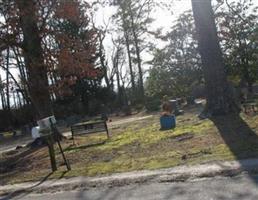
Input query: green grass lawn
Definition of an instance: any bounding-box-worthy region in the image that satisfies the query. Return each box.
[1,106,258,185]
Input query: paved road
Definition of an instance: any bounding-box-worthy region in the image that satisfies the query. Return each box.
[2,174,258,200]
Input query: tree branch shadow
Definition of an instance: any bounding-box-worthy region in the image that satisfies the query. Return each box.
[0,147,40,185]
[64,141,106,152]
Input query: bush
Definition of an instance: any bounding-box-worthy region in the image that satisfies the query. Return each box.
[145,98,161,111]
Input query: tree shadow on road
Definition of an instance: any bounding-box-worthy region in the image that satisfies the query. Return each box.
[0,170,69,200]
[211,114,258,184]
[0,172,53,200]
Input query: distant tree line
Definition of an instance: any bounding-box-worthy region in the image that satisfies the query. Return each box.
[1,0,258,130]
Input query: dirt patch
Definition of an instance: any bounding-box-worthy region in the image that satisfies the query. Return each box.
[172,132,194,142]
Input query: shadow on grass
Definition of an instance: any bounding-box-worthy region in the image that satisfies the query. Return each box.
[64,141,106,152]
[211,114,258,184]
[0,144,71,200]
[0,147,39,183]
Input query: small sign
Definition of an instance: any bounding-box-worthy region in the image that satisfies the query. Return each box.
[37,116,56,136]
[37,116,56,129]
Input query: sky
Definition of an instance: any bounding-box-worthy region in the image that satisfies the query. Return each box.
[93,0,192,28]
[94,0,192,48]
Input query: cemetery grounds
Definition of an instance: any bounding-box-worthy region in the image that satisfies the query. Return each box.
[1,105,258,185]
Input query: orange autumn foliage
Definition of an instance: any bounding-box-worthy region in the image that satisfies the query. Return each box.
[55,1,80,22]
[48,0,101,97]
[1,0,101,98]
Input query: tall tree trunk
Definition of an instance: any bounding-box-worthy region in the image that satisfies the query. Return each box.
[132,28,144,100]
[191,0,237,115]
[1,64,31,106]
[243,60,253,94]
[110,76,114,91]
[119,72,129,107]
[6,47,10,110]
[125,32,136,92]
[103,63,110,90]
[114,55,122,106]
[13,47,27,82]
[13,91,17,109]
[12,47,31,105]
[0,75,6,110]
[0,90,6,110]
[16,0,53,119]
[122,18,136,93]
[128,5,145,101]
[98,34,111,90]
[17,90,22,108]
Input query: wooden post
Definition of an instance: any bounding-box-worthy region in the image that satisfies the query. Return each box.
[105,122,110,139]
[49,119,71,171]
[71,128,75,146]
[46,135,57,172]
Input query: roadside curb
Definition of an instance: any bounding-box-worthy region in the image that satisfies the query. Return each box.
[1,158,258,197]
